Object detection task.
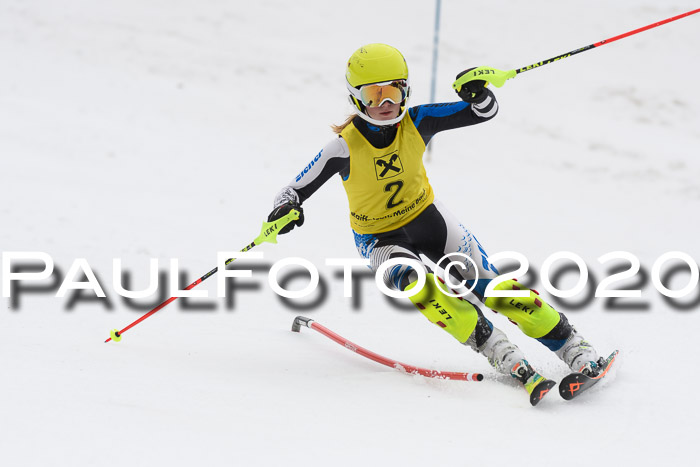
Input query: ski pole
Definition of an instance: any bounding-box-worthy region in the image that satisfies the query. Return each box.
[105,209,300,343]
[292,316,483,381]
[453,8,700,90]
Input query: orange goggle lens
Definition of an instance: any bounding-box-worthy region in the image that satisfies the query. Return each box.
[359,80,408,107]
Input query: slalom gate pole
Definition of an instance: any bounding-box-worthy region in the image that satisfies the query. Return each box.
[292,316,483,381]
[104,209,300,343]
[453,8,700,90]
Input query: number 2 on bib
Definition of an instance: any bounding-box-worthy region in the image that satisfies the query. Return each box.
[384,180,404,209]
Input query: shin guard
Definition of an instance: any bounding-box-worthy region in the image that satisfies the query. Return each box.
[406,273,479,343]
[483,279,561,339]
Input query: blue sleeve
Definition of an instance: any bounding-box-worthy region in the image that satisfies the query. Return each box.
[408,88,499,145]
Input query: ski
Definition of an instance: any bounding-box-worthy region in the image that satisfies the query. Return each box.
[559,350,619,400]
[528,377,557,407]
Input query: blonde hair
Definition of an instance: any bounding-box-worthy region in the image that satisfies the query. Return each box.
[331,114,356,134]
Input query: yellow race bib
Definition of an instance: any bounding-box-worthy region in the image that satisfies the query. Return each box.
[341,114,434,234]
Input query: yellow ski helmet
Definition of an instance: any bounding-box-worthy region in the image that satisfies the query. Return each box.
[345,44,411,126]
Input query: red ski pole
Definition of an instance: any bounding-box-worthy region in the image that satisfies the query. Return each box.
[513,8,700,75]
[453,8,700,90]
[104,210,300,343]
[292,316,483,381]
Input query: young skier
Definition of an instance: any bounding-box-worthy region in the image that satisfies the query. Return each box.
[268,43,605,403]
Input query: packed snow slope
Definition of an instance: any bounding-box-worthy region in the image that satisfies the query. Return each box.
[2,1,700,466]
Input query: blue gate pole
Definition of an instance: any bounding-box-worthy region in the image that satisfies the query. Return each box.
[426,0,441,161]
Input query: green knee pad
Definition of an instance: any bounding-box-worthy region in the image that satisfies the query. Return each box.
[406,273,479,343]
[483,279,560,338]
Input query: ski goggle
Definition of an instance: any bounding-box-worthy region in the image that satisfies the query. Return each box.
[351,80,409,108]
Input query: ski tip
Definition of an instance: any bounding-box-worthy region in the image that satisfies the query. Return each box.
[530,379,556,407]
[559,374,584,400]
[559,351,619,400]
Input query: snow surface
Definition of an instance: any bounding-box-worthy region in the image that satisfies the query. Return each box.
[2,1,700,466]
